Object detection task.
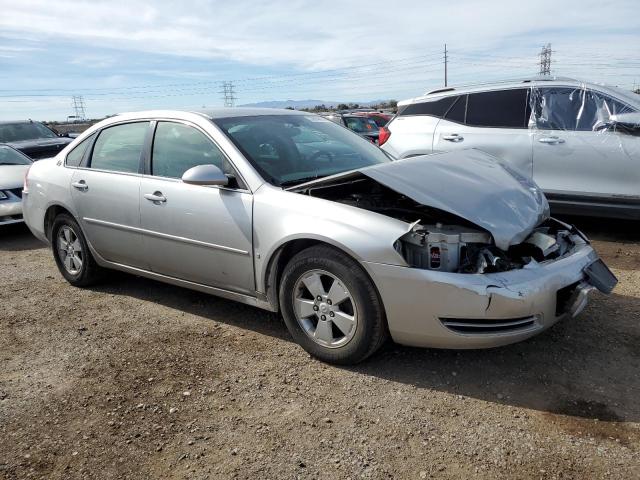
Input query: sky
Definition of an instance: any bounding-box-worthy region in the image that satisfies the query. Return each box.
[0,0,638,120]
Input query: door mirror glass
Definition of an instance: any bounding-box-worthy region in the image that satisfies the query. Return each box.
[182,164,229,186]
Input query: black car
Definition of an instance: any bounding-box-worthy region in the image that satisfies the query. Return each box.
[0,121,73,160]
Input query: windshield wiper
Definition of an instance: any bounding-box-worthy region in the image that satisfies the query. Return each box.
[279,175,327,188]
[0,162,24,165]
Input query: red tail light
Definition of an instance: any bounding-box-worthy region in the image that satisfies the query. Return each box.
[378,126,391,146]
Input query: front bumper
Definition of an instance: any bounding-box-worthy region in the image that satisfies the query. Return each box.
[364,236,605,349]
[0,192,23,225]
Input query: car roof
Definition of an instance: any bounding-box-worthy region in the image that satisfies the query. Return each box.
[0,120,44,125]
[398,76,640,107]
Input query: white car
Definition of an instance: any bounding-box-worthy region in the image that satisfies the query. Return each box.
[380,77,640,219]
[0,145,32,225]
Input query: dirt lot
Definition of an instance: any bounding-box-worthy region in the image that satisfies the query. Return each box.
[1,217,639,479]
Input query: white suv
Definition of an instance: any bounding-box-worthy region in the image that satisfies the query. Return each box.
[380,77,640,218]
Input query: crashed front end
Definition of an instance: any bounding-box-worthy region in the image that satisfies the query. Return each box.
[294,150,617,348]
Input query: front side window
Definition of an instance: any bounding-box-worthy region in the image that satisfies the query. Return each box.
[531,87,636,131]
[0,145,32,165]
[90,122,148,173]
[65,133,95,167]
[0,122,58,142]
[214,114,390,187]
[151,122,227,179]
[466,89,530,128]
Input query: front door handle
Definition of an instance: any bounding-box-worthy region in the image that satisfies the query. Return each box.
[144,192,167,203]
[442,133,464,142]
[538,136,565,145]
[71,180,88,191]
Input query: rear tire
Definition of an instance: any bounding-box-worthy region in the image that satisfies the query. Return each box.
[51,214,103,287]
[279,245,388,364]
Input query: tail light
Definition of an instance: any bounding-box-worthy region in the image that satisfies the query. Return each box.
[23,165,32,194]
[378,126,391,146]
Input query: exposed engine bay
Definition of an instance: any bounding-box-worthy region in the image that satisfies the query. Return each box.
[298,176,577,274]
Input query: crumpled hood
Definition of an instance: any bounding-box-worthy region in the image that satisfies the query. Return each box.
[0,165,31,189]
[359,150,549,250]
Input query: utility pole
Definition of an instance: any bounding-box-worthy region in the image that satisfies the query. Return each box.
[444,43,448,87]
[539,43,552,76]
[220,81,237,107]
[71,95,86,121]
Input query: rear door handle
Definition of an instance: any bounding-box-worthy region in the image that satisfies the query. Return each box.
[71,180,88,191]
[144,192,167,203]
[538,136,565,144]
[442,134,464,142]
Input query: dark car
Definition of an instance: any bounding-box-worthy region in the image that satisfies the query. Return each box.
[319,113,380,143]
[352,111,392,127]
[0,121,73,160]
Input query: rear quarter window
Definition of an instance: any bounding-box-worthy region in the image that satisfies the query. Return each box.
[399,96,458,118]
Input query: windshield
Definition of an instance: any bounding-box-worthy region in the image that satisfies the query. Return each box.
[0,122,58,142]
[0,145,32,165]
[214,114,390,186]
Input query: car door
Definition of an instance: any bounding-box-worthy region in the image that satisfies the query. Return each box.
[70,121,150,268]
[139,121,254,294]
[432,89,534,178]
[532,86,640,200]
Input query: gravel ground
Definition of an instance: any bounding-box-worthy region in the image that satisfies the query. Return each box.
[1,217,639,480]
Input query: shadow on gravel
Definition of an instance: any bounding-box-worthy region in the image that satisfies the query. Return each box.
[0,223,45,251]
[88,270,291,341]
[353,291,640,423]
[88,266,640,424]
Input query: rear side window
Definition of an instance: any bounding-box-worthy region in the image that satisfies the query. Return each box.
[466,89,530,128]
[151,122,226,178]
[90,122,148,173]
[399,96,458,117]
[65,133,95,167]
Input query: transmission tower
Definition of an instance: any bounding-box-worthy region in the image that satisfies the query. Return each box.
[220,81,236,107]
[539,44,552,76]
[444,43,448,87]
[71,95,86,121]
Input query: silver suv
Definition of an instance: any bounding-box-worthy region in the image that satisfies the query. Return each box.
[380,77,640,218]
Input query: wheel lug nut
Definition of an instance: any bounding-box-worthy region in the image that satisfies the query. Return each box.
[321,315,326,321]
[329,311,335,317]
[316,296,322,301]
[313,305,319,311]
[327,299,332,305]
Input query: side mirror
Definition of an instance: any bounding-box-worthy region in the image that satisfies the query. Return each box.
[182,164,229,186]
[609,112,640,131]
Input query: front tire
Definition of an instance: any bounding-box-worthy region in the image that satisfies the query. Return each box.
[51,214,102,287]
[279,245,387,364]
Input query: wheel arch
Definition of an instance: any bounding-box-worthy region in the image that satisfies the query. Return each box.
[262,236,383,315]
[43,204,77,242]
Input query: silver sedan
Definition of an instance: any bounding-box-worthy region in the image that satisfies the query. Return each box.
[22,109,617,364]
[0,144,32,225]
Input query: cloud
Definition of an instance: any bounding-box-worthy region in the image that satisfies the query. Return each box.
[1,0,638,70]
